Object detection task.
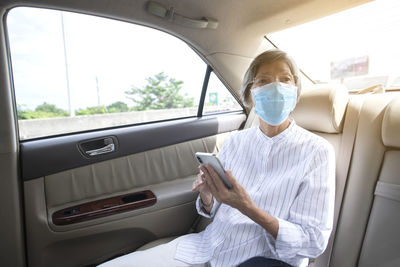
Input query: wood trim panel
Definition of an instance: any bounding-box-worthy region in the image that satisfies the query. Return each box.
[52,190,156,225]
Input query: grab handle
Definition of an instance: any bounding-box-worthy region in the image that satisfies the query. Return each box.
[85,143,115,156]
[78,136,118,158]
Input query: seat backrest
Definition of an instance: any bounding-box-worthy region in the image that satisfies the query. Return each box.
[357,96,400,267]
[329,94,394,267]
[331,95,400,267]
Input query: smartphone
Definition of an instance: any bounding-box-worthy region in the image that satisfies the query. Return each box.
[195,152,232,189]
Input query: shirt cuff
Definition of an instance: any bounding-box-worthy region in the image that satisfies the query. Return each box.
[196,195,219,218]
[275,217,304,258]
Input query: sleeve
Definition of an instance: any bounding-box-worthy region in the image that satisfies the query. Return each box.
[274,142,336,259]
[196,196,221,218]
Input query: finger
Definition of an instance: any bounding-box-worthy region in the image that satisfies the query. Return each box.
[192,178,201,191]
[196,173,204,183]
[224,170,237,187]
[200,172,208,187]
[193,173,202,184]
[199,164,210,178]
[205,164,227,191]
[200,165,219,194]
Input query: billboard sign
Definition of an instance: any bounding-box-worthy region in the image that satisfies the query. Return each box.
[331,56,369,80]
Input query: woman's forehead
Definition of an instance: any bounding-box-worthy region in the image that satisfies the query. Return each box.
[256,60,292,76]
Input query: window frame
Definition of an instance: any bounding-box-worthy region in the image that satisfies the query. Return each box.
[4,6,245,142]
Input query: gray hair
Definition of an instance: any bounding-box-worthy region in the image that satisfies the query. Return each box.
[240,49,301,108]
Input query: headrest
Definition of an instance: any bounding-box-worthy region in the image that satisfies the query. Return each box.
[292,84,349,133]
[382,97,400,148]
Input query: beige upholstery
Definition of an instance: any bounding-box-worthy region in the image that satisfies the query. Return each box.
[0,2,374,267]
[292,84,348,133]
[382,97,400,148]
[0,11,26,267]
[136,236,178,251]
[45,135,220,209]
[357,96,400,267]
[25,176,199,267]
[330,95,392,267]
[24,132,234,267]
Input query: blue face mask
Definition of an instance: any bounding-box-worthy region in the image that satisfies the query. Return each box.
[251,82,297,126]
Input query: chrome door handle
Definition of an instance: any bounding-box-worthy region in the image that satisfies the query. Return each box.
[85,143,115,156]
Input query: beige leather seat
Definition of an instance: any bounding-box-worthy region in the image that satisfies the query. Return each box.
[330,95,400,267]
[358,96,400,267]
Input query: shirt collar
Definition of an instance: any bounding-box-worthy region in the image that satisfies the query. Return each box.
[256,119,296,143]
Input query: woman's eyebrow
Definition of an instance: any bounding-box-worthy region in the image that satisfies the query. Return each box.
[256,71,292,76]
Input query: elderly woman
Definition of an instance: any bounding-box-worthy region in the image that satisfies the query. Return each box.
[99,49,335,267]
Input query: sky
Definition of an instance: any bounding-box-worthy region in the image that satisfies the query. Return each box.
[6,7,209,111]
[268,0,400,87]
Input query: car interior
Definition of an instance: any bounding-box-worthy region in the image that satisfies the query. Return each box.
[0,0,399,267]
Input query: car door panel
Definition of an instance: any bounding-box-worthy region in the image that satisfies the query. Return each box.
[22,113,245,267]
[21,113,245,181]
[25,177,198,267]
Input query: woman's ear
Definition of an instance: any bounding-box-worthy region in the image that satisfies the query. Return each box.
[249,96,254,107]
[244,87,254,108]
[248,90,254,107]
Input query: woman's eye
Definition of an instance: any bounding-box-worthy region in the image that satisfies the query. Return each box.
[255,78,271,86]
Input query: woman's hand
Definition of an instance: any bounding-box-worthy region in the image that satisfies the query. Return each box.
[192,170,213,208]
[199,164,255,214]
[200,164,279,238]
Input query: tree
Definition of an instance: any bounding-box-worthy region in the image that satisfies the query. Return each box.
[75,106,107,115]
[17,104,35,120]
[107,101,129,113]
[17,102,69,120]
[35,102,69,116]
[125,72,194,111]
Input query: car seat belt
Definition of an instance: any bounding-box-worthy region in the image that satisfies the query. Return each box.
[311,97,363,267]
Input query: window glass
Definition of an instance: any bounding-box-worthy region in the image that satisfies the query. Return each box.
[203,71,242,114]
[268,0,400,93]
[7,7,208,140]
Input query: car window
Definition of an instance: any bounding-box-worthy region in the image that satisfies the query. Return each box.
[7,7,241,140]
[203,71,242,115]
[267,0,400,93]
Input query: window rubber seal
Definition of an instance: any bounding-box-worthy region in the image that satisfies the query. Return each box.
[197,65,212,117]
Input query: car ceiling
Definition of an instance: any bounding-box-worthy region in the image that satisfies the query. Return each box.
[0,0,372,96]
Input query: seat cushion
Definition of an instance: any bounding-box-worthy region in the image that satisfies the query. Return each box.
[136,236,178,251]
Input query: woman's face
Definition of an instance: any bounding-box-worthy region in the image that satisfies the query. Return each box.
[248,60,295,107]
[251,60,295,90]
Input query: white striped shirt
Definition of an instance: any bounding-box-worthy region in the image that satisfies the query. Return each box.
[175,121,335,267]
